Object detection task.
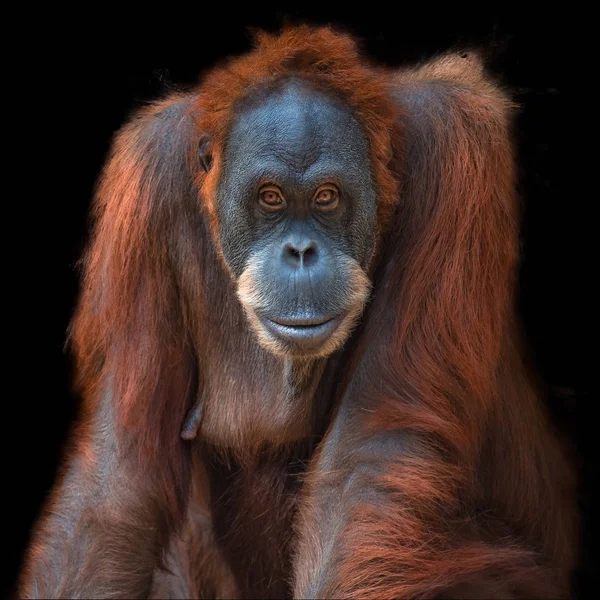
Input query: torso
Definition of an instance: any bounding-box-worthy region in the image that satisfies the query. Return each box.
[152,441,315,599]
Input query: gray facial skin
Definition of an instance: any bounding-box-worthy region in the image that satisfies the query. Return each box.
[216,78,378,356]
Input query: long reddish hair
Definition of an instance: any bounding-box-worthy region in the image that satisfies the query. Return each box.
[68,26,576,596]
[68,25,401,515]
[294,54,577,598]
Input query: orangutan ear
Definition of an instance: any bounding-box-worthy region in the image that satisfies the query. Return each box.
[198,134,212,173]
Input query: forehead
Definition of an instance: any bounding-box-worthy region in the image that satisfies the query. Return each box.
[223,79,370,176]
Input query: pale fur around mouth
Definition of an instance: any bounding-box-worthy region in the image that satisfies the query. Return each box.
[236,253,372,358]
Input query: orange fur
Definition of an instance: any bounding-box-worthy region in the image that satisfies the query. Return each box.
[292,50,576,599]
[19,26,577,599]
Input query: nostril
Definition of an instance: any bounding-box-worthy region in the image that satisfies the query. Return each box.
[302,244,318,266]
[283,241,319,267]
[285,243,302,261]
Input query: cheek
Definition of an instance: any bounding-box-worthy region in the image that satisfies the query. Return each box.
[216,186,283,278]
[338,200,378,269]
[217,206,256,278]
[358,228,378,270]
[235,244,284,315]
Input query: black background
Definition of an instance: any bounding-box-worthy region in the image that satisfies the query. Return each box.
[7,6,595,598]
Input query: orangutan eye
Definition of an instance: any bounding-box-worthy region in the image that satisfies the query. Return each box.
[313,186,339,211]
[259,186,286,211]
